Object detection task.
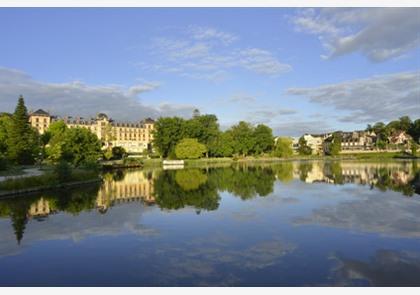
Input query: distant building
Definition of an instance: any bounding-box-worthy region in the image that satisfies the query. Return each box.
[303,134,324,155]
[29,109,155,153]
[28,109,53,135]
[340,131,376,151]
[389,131,412,145]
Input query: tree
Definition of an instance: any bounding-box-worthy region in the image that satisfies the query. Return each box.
[153,117,186,158]
[408,119,420,143]
[329,132,342,156]
[207,131,235,157]
[298,136,312,155]
[61,127,102,166]
[0,113,13,156]
[229,121,255,156]
[185,114,220,156]
[399,116,412,132]
[252,124,274,155]
[273,137,293,158]
[46,125,102,166]
[174,138,207,159]
[7,96,40,165]
[45,120,69,162]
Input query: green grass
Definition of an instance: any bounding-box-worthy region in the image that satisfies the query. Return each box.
[0,169,100,192]
[0,166,24,177]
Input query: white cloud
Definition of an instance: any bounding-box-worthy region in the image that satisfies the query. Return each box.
[291,8,420,61]
[141,26,292,81]
[189,25,239,45]
[0,67,195,121]
[287,71,420,124]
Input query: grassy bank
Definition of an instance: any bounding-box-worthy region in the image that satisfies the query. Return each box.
[0,168,100,193]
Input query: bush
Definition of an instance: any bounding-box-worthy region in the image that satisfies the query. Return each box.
[0,155,7,171]
[175,138,207,159]
[273,137,293,158]
[53,160,72,183]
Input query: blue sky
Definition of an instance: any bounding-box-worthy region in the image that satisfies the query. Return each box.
[0,8,419,136]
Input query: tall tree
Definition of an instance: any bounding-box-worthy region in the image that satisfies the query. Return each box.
[152,117,186,158]
[298,136,312,155]
[273,137,293,158]
[7,96,39,164]
[229,121,255,156]
[252,124,274,154]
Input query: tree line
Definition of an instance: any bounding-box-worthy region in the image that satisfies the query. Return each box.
[153,110,277,159]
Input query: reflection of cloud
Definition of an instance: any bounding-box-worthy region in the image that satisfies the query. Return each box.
[135,235,296,286]
[331,249,420,286]
[0,203,158,258]
[294,188,420,238]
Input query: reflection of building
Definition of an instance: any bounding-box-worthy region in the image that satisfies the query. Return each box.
[28,197,53,218]
[29,109,155,153]
[96,170,156,212]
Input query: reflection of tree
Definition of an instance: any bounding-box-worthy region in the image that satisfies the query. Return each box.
[272,162,294,183]
[298,162,313,182]
[324,162,344,184]
[374,167,416,197]
[154,169,220,211]
[48,185,100,215]
[0,195,37,244]
[175,169,208,191]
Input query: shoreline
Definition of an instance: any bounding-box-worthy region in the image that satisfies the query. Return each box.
[0,178,102,198]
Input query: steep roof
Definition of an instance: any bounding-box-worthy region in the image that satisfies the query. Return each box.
[31,109,50,117]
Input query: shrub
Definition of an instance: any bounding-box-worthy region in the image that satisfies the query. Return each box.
[175,138,207,159]
[53,160,72,183]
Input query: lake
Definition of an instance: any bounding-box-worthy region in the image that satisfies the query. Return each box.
[0,160,419,286]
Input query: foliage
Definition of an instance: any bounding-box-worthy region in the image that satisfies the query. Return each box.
[0,113,13,155]
[229,121,256,156]
[6,96,40,165]
[175,138,207,159]
[329,133,342,156]
[207,131,235,157]
[153,117,186,158]
[53,160,72,183]
[298,137,312,155]
[252,124,274,154]
[175,169,208,191]
[46,125,102,166]
[273,137,293,158]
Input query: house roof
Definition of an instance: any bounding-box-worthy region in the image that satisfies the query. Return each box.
[31,109,50,117]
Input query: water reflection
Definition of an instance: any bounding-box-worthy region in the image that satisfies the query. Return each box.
[0,160,419,286]
[0,161,419,245]
[332,249,420,286]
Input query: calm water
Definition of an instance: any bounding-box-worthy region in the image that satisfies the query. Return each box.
[0,160,419,286]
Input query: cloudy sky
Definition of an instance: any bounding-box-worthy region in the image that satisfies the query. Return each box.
[0,8,419,136]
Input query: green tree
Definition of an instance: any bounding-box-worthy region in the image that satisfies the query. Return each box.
[252,124,274,154]
[153,117,186,158]
[46,125,102,166]
[399,116,412,132]
[0,113,13,155]
[298,136,312,155]
[408,119,420,143]
[273,137,293,158]
[208,131,235,157]
[61,127,102,166]
[174,138,207,159]
[185,114,220,151]
[229,121,255,156]
[329,132,342,156]
[45,120,69,162]
[7,96,40,164]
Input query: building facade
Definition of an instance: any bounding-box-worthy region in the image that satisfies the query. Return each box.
[29,109,155,153]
